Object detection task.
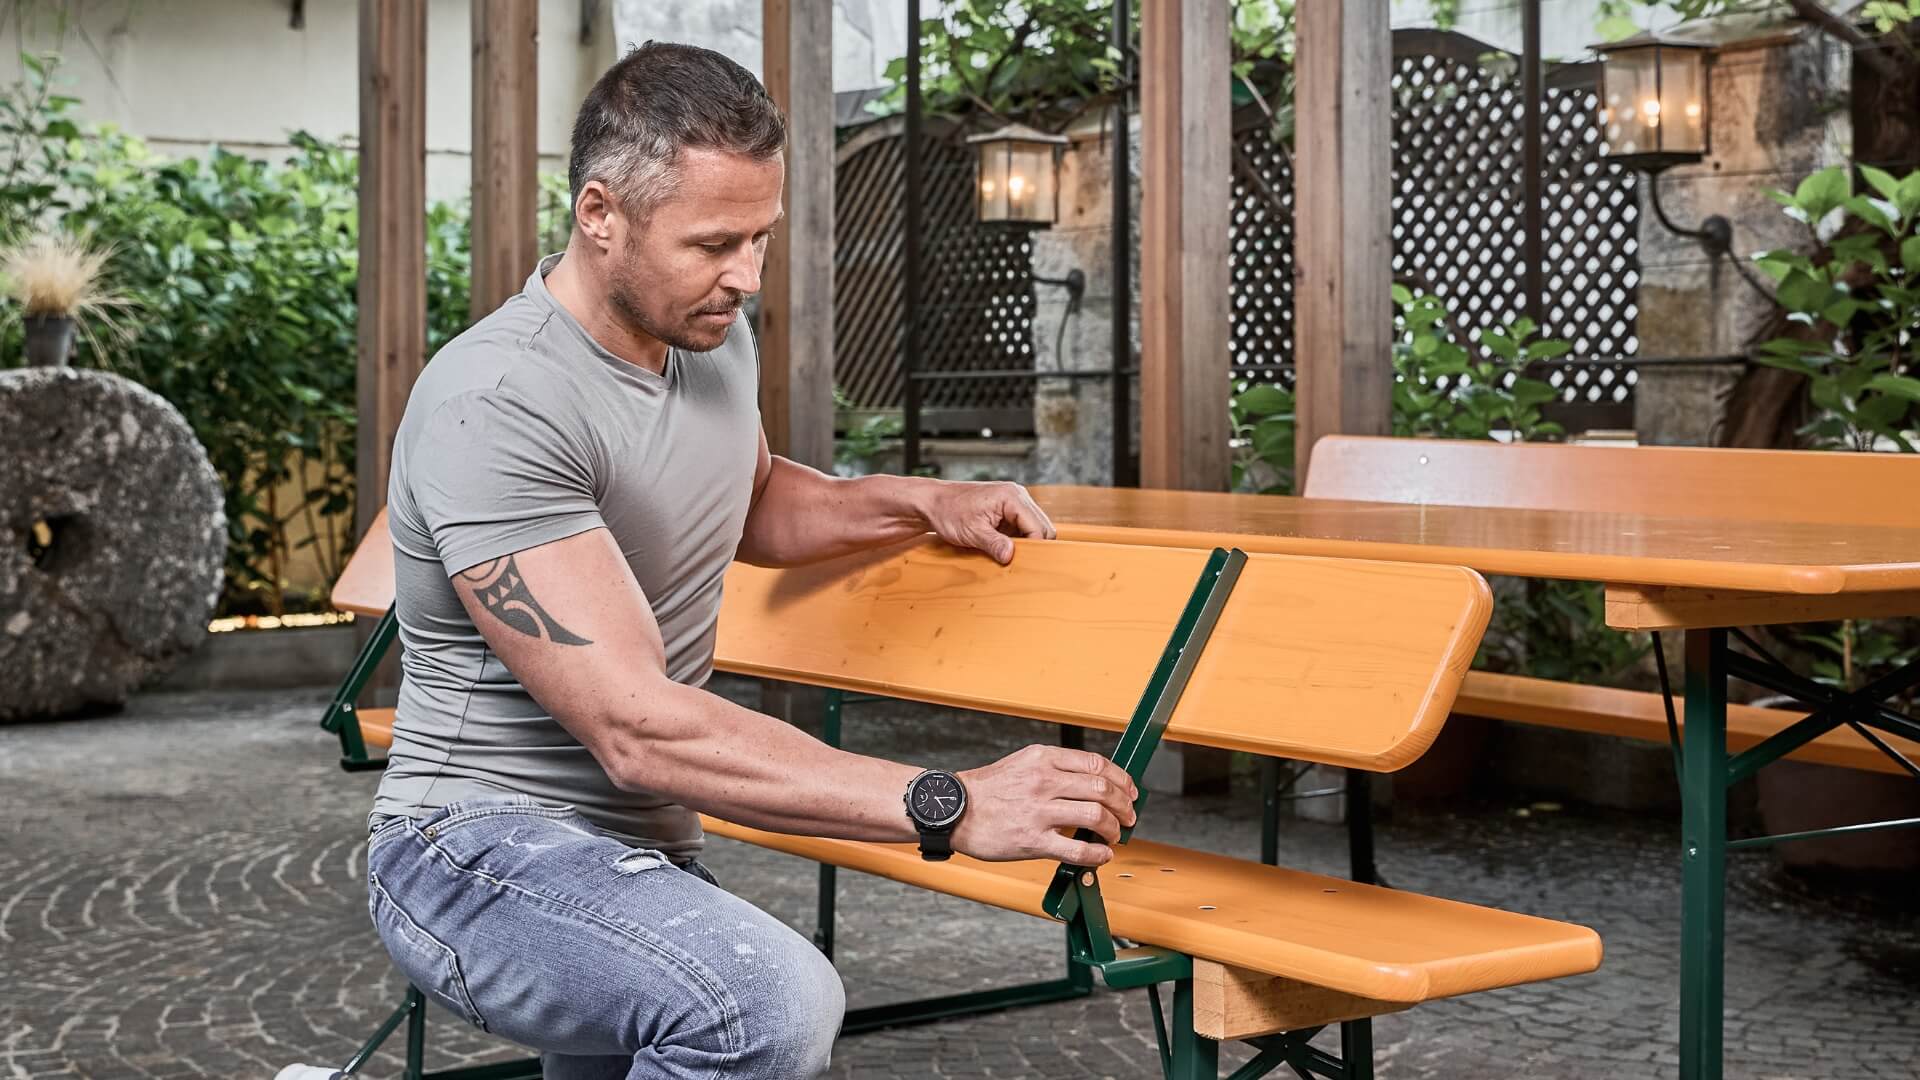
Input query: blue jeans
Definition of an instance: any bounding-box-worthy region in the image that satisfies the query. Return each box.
[365,796,844,1079]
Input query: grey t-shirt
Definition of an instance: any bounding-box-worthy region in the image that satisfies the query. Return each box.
[370,254,761,859]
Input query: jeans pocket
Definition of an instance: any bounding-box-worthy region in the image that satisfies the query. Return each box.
[368,868,490,1032]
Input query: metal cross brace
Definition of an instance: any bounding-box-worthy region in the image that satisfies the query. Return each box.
[1041,547,1247,988]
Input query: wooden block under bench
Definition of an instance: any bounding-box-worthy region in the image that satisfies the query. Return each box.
[1193,962,1409,1039]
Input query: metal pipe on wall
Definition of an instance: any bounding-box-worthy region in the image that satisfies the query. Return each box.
[1111,0,1136,487]
[1521,0,1544,330]
[903,0,924,476]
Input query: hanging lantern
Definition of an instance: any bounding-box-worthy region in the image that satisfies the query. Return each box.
[967,122,1069,226]
[1594,33,1712,172]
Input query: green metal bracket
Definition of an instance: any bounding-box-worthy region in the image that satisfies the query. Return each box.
[321,608,398,770]
[1041,547,1246,990]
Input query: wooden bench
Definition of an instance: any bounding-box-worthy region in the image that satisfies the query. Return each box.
[1305,435,1920,776]
[321,511,1603,1078]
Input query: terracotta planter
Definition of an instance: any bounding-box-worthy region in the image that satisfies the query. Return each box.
[23,314,75,366]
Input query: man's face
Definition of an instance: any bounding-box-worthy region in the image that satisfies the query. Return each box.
[608,147,785,354]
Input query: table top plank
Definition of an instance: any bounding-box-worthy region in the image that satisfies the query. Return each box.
[1032,486,1920,595]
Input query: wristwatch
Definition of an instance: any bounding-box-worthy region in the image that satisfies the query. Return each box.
[904,769,968,861]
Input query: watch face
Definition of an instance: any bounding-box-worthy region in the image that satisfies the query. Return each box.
[910,771,966,828]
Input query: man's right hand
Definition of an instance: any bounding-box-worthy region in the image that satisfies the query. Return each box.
[951,745,1140,866]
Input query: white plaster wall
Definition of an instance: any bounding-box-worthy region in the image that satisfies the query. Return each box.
[611,0,917,91]
[0,0,619,200]
[1390,0,1685,58]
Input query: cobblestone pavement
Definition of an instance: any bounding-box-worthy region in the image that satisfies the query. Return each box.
[2,684,1916,1079]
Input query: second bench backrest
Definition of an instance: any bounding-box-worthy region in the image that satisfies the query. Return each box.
[717,538,1489,772]
[1303,435,1920,528]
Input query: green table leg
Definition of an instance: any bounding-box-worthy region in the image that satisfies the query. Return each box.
[1680,629,1728,1080]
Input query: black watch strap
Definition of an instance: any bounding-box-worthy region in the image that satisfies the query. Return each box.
[917,828,954,861]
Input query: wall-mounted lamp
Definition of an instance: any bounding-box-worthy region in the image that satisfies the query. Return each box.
[967,122,1069,227]
[1595,32,1771,301]
[1595,32,1711,173]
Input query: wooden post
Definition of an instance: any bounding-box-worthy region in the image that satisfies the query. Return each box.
[759,0,835,470]
[1139,0,1230,492]
[1139,0,1232,792]
[1293,0,1392,483]
[357,0,428,540]
[471,0,540,320]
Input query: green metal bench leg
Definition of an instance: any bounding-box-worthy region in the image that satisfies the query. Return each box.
[340,991,413,1076]
[1344,771,1377,886]
[1260,758,1281,866]
[1679,629,1728,1080]
[1340,1018,1375,1080]
[813,690,844,958]
[812,690,1092,1033]
[320,607,398,771]
[405,986,427,1080]
[1170,977,1218,1080]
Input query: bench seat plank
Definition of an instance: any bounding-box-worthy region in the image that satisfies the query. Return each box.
[1457,672,1920,776]
[700,816,1602,1004]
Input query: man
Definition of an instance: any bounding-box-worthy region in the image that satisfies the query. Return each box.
[282,42,1139,1080]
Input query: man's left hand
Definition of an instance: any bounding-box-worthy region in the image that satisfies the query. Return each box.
[921,481,1056,565]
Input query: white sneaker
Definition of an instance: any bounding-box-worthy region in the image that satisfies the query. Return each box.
[274,1068,345,1080]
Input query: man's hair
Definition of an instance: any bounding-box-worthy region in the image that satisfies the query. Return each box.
[568,41,787,216]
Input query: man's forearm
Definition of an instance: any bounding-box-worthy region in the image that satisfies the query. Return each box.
[737,455,938,566]
[589,678,925,841]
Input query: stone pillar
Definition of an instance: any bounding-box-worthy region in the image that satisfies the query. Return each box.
[1028,112,1140,487]
[1633,30,1849,446]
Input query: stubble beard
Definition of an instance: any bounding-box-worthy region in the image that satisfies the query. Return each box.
[608,241,739,355]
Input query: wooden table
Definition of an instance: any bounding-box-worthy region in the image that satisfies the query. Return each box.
[1031,484,1920,1080]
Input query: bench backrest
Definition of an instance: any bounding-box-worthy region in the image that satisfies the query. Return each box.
[331,509,396,618]
[717,538,1489,771]
[1303,435,1920,528]
[329,511,1492,772]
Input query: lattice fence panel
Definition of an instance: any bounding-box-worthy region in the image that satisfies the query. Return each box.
[1228,31,1642,429]
[1391,50,1531,346]
[1231,113,1296,388]
[833,123,1037,433]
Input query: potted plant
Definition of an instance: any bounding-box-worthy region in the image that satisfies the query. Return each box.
[2,231,124,366]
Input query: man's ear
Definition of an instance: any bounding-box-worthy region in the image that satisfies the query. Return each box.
[573,180,620,254]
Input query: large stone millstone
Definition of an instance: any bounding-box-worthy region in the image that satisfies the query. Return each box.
[1,368,225,721]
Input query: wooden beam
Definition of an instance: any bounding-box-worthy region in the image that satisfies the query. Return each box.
[356,0,428,540]
[1193,961,1408,1040]
[471,0,541,320]
[1293,0,1392,484]
[759,0,835,470]
[1606,586,1920,632]
[1140,0,1230,492]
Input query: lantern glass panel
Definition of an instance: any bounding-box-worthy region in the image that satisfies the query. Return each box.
[977,143,1011,221]
[1603,46,1660,157]
[1658,47,1708,156]
[1005,141,1056,224]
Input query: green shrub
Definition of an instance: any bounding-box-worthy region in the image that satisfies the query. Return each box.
[1751,164,1920,703]
[0,55,576,615]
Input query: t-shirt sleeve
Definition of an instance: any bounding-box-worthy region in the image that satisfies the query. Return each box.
[406,390,606,576]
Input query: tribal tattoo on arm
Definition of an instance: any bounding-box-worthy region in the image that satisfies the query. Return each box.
[458,557,593,646]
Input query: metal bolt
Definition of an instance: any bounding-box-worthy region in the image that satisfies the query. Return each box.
[1081,872,1095,887]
